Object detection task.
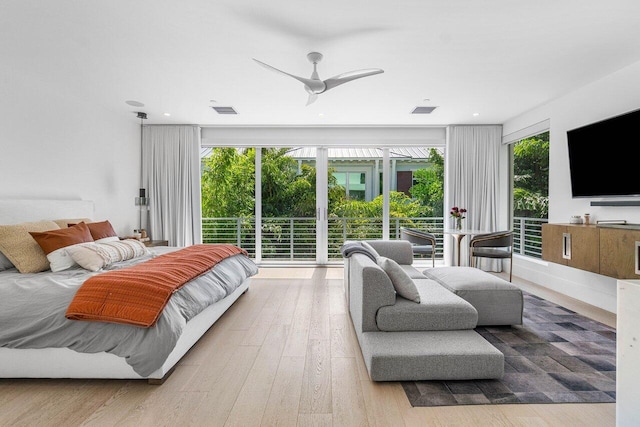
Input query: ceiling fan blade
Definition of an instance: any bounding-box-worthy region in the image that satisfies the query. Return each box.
[253,58,321,89]
[323,68,384,91]
[304,85,318,106]
[306,92,318,106]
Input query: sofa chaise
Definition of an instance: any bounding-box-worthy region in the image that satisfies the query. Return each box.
[343,240,523,382]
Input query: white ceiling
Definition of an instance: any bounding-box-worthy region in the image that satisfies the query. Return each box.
[3,0,640,126]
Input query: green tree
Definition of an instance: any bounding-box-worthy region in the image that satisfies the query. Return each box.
[513,132,549,218]
[201,147,255,218]
[202,147,447,220]
[409,148,444,216]
[202,147,342,219]
[261,148,302,217]
[331,191,425,218]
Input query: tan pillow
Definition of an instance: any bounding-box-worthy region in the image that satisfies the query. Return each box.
[29,223,95,272]
[0,220,61,273]
[377,256,421,303]
[53,218,92,229]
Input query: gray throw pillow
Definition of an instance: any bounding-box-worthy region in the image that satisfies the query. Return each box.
[361,241,380,259]
[0,251,14,270]
[377,256,421,303]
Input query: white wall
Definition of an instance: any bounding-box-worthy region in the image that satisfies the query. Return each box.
[504,60,640,313]
[0,68,141,236]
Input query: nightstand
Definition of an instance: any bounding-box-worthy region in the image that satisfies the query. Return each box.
[144,240,169,247]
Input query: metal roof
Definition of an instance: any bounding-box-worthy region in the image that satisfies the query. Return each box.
[285,147,433,159]
[201,147,436,160]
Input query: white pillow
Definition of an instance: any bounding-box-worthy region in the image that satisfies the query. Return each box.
[46,243,88,272]
[377,256,421,303]
[95,236,120,243]
[65,243,106,271]
[67,239,149,272]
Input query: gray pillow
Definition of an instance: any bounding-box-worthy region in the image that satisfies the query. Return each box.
[361,241,380,259]
[377,256,420,303]
[0,251,15,271]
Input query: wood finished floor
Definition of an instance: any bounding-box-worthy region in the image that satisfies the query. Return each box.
[0,267,616,427]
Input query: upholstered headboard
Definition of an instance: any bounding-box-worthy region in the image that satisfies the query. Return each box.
[0,199,95,225]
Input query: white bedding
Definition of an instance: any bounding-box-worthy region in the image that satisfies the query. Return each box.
[0,246,258,376]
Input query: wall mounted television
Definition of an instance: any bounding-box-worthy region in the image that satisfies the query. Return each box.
[567,108,640,198]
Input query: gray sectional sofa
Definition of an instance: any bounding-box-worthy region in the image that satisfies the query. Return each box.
[344,240,523,382]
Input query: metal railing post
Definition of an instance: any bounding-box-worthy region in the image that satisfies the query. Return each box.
[343,218,347,241]
[290,218,294,260]
[518,218,524,255]
[237,218,241,247]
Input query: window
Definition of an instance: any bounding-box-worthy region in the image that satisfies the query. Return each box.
[511,131,549,258]
[334,171,366,200]
[201,145,445,263]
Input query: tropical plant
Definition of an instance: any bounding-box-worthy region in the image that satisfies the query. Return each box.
[513,132,549,218]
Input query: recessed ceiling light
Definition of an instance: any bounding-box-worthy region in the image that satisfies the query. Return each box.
[319,113,324,117]
[473,112,480,116]
[163,113,171,117]
[125,100,144,107]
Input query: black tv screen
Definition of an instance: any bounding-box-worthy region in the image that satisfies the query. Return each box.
[567,108,640,198]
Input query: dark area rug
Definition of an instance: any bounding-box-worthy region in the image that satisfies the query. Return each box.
[402,291,617,406]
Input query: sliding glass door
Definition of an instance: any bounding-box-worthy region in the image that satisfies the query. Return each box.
[201,147,257,257]
[260,147,318,262]
[201,145,444,264]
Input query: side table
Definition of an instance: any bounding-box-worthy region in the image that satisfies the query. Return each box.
[144,240,169,247]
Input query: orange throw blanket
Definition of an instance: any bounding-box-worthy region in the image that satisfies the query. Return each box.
[66,244,248,327]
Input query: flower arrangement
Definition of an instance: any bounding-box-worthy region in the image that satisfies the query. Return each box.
[450,206,467,230]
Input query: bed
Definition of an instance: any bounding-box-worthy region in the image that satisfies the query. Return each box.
[0,199,258,384]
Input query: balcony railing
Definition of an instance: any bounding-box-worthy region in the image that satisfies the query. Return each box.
[512,216,547,258]
[202,216,547,261]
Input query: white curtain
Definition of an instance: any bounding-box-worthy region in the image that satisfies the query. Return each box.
[142,125,202,247]
[446,125,503,270]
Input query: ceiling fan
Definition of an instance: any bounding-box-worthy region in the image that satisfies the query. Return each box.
[253,52,384,106]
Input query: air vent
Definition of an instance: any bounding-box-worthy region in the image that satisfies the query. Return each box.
[411,106,437,114]
[211,106,238,114]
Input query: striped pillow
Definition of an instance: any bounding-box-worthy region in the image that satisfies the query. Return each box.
[67,239,150,272]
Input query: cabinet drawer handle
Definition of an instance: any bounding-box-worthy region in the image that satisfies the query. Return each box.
[562,233,572,260]
[635,241,640,275]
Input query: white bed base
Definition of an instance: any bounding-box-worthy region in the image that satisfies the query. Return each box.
[0,199,250,383]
